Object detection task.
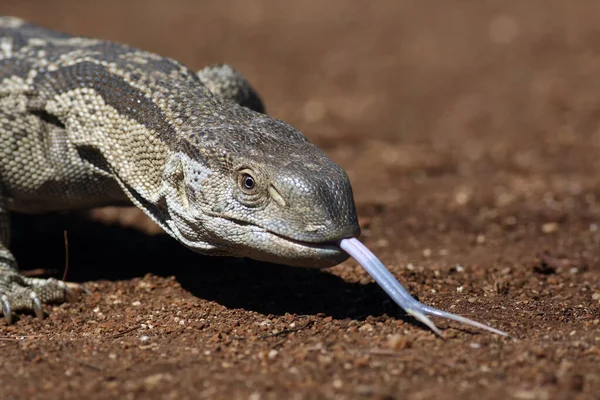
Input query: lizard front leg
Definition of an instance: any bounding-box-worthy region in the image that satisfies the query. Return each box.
[0,178,71,324]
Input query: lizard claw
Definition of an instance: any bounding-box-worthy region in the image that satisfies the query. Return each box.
[31,292,44,320]
[1,294,12,324]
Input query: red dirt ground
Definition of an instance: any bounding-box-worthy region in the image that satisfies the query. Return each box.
[1,1,600,399]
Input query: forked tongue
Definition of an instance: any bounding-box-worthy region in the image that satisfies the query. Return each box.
[338,238,509,337]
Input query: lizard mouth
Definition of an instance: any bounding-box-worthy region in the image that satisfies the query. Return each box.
[245,228,350,268]
[265,229,340,248]
[216,218,350,267]
[174,211,350,267]
[226,215,355,246]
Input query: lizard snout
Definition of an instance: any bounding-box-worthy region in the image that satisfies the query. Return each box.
[268,164,361,244]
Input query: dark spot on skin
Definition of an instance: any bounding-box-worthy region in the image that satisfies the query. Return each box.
[30,109,65,129]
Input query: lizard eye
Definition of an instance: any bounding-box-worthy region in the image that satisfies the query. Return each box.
[242,174,255,190]
[237,170,258,194]
[236,168,265,207]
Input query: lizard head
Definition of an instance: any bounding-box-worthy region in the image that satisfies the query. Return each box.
[162,113,360,268]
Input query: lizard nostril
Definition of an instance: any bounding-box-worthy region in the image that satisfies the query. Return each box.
[268,185,287,207]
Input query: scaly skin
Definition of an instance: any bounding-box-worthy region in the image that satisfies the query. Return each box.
[0,17,360,321]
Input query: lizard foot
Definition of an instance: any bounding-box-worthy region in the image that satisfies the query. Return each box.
[0,268,78,324]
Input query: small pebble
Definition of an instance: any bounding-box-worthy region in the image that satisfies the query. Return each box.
[354,355,370,367]
[387,334,411,350]
[376,238,389,247]
[248,392,261,400]
[541,222,558,234]
[318,355,333,365]
[454,189,471,206]
[143,373,171,389]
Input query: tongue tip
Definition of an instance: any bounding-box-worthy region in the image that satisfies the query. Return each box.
[338,237,511,338]
[406,308,444,337]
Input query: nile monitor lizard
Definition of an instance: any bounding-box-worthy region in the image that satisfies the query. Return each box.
[0,17,507,336]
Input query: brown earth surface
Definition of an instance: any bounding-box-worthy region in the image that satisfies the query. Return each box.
[1,1,600,399]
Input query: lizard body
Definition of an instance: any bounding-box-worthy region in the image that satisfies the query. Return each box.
[0,17,359,320]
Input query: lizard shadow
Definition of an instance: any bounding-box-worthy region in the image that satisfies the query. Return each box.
[11,213,414,323]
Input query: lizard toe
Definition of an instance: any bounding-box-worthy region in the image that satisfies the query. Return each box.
[21,277,70,304]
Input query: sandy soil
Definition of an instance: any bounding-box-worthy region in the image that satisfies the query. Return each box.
[1,1,600,399]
